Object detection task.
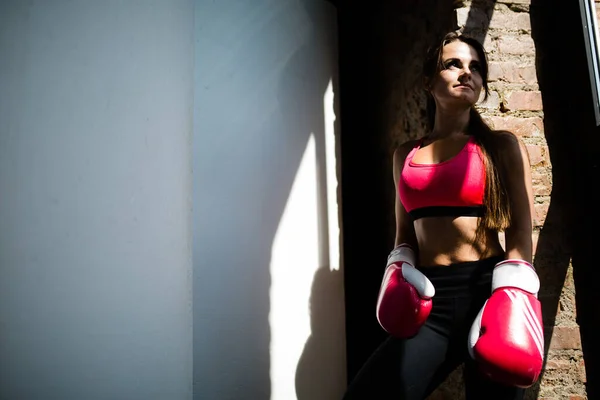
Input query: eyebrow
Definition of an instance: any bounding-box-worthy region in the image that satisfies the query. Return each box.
[442,58,481,65]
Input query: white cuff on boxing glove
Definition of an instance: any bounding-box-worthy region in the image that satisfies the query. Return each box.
[387,244,417,267]
[402,264,435,299]
[492,259,540,297]
[386,244,435,299]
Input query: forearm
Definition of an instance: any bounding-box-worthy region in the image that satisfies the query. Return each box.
[394,223,418,250]
[504,227,533,263]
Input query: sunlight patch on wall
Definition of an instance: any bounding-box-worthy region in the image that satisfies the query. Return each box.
[323,77,340,272]
[269,135,319,400]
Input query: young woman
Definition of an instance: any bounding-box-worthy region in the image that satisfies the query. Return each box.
[343,32,544,400]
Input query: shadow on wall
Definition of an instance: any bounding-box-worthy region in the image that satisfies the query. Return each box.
[523,4,572,399]
[531,1,600,399]
[194,0,344,399]
[464,2,570,400]
[295,267,346,400]
[450,2,574,399]
[460,2,582,399]
[286,2,346,400]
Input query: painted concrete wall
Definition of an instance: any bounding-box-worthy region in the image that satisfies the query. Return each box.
[193,1,345,399]
[0,1,343,399]
[0,1,194,399]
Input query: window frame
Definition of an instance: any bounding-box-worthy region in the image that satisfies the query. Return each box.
[579,0,600,126]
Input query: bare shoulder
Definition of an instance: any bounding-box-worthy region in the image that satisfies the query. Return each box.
[393,139,420,165]
[392,139,419,181]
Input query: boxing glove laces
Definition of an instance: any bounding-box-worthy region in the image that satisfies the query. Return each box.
[376,244,435,338]
[468,259,544,388]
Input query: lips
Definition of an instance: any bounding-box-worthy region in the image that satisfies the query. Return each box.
[455,84,473,90]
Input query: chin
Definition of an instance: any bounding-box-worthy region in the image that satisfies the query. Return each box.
[452,96,477,107]
[437,93,479,109]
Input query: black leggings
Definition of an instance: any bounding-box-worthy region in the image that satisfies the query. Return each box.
[343,256,526,400]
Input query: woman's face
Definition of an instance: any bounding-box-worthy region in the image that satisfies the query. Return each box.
[429,40,484,108]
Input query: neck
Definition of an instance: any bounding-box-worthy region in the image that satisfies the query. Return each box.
[430,105,472,139]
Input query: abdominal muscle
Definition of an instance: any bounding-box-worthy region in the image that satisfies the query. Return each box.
[413,216,505,267]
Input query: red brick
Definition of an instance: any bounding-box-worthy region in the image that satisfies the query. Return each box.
[487,61,537,84]
[488,62,504,82]
[485,116,544,137]
[531,170,552,196]
[542,357,586,385]
[549,326,582,350]
[497,35,536,55]
[569,396,587,400]
[579,360,587,383]
[545,359,570,370]
[483,35,496,54]
[504,91,543,111]
[564,269,575,289]
[526,144,549,166]
[488,61,517,82]
[532,230,539,255]
[455,7,489,30]
[534,202,548,227]
[489,10,531,31]
[518,65,538,85]
[478,90,500,109]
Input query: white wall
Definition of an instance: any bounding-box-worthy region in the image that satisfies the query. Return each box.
[0,1,344,399]
[193,1,345,399]
[0,1,194,399]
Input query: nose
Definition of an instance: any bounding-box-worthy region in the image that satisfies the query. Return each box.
[458,67,472,82]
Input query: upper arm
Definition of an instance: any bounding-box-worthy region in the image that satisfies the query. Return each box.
[496,132,534,261]
[393,142,418,248]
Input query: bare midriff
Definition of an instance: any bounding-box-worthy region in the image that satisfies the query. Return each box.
[414,215,504,267]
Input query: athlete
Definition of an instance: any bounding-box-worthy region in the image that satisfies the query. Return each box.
[343,31,543,400]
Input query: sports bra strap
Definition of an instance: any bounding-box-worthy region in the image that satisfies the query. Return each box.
[408,206,485,220]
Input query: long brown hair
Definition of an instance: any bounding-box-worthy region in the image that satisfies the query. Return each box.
[423,32,512,236]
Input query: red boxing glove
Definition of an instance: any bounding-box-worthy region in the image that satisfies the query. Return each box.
[376,244,435,338]
[468,259,544,388]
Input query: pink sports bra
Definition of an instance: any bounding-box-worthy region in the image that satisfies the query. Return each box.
[398,136,486,220]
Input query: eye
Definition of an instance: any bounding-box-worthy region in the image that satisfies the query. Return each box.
[470,63,481,72]
[443,59,460,69]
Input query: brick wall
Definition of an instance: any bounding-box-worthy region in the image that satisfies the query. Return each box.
[479,2,585,399]
[382,0,587,398]
[443,2,585,399]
